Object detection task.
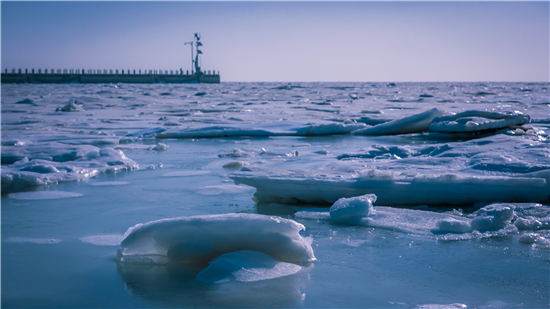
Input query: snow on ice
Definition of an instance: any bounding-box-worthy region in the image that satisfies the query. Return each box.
[118,213,315,265]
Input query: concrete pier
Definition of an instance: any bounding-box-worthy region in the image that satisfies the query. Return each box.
[1,69,220,84]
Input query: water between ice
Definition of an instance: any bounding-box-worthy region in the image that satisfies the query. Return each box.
[1,82,549,308]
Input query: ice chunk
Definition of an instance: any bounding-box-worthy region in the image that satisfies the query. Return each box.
[80,235,124,246]
[89,181,129,186]
[330,194,376,223]
[119,213,315,265]
[353,108,445,135]
[125,127,166,137]
[15,98,36,105]
[55,98,85,112]
[157,121,365,139]
[518,232,550,248]
[433,218,472,234]
[162,170,210,177]
[196,250,302,283]
[195,184,255,195]
[429,110,530,132]
[3,237,62,244]
[297,206,472,238]
[471,204,514,231]
[222,161,250,169]
[8,191,83,200]
[2,146,138,193]
[231,167,550,206]
[415,304,467,309]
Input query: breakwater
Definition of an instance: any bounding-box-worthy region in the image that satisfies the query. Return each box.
[1,68,220,84]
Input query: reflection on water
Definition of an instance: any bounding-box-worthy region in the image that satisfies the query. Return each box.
[117,261,308,308]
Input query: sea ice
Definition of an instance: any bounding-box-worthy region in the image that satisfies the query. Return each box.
[329,194,376,223]
[3,237,62,244]
[162,170,211,177]
[80,235,125,246]
[353,108,445,135]
[195,184,256,195]
[8,191,83,200]
[118,213,315,265]
[89,181,129,186]
[518,232,550,249]
[157,121,365,139]
[1,146,138,193]
[470,204,514,232]
[195,250,302,283]
[429,110,530,133]
[231,166,549,206]
[55,98,85,112]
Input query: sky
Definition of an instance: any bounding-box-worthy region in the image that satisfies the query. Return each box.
[1,1,549,82]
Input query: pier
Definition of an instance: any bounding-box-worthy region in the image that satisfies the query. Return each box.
[1,69,220,84]
[1,33,220,84]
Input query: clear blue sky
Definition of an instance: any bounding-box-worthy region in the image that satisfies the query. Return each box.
[2,1,548,82]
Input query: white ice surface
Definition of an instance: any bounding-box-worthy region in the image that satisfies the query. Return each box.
[119,213,315,265]
[89,181,129,186]
[2,145,138,193]
[162,170,211,177]
[429,110,530,133]
[353,108,446,135]
[195,184,256,195]
[8,191,83,200]
[157,121,366,138]
[80,235,125,246]
[297,202,523,240]
[196,250,302,283]
[329,194,376,223]
[3,237,62,244]
[232,166,549,206]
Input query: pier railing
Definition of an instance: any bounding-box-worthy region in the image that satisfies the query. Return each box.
[3,68,219,76]
[1,68,220,84]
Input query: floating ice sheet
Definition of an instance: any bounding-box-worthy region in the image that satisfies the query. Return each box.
[89,181,129,186]
[296,202,520,240]
[3,237,62,244]
[118,213,315,265]
[162,170,211,177]
[8,191,83,200]
[1,145,138,193]
[157,121,365,139]
[195,184,256,195]
[353,108,446,135]
[429,110,530,133]
[80,235,125,246]
[231,167,549,206]
[196,250,302,283]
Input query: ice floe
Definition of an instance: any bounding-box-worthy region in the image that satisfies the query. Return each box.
[195,184,256,195]
[8,191,83,200]
[3,237,62,244]
[118,213,315,265]
[89,181,129,186]
[429,110,530,133]
[353,108,446,135]
[162,170,211,177]
[1,146,138,193]
[55,98,85,112]
[196,250,302,283]
[329,194,376,223]
[80,235,125,246]
[157,121,365,139]
[297,198,521,240]
[231,166,549,206]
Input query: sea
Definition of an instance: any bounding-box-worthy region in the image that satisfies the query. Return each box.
[1,82,549,308]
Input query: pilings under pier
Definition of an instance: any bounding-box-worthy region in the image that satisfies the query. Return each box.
[1,68,220,84]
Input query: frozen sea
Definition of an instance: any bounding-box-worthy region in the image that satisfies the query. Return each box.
[1,82,549,308]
